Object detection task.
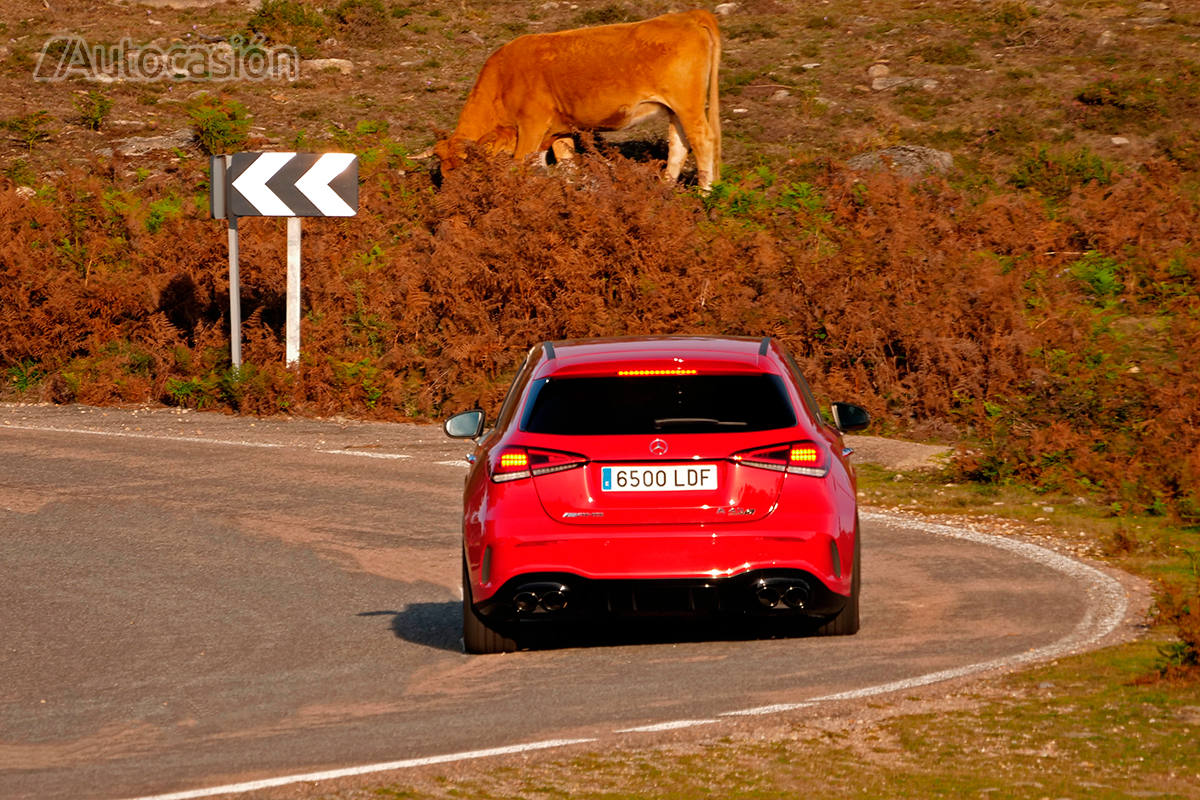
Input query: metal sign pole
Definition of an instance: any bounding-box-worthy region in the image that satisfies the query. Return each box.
[228,216,242,368]
[211,155,243,369]
[286,217,301,367]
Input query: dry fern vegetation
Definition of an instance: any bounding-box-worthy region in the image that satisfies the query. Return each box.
[1,0,1199,729]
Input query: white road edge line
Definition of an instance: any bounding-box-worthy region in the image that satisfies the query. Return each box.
[615,719,719,733]
[123,739,598,800]
[2,423,414,460]
[800,510,1131,703]
[720,512,1127,716]
[316,449,412,460]
[721,702,815,717]
[3,423,286,450]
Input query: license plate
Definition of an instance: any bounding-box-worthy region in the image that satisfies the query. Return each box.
[601,464,718,492]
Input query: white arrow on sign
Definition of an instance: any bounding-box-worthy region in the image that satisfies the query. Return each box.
[231,152,297,216]
[295,153,357,217]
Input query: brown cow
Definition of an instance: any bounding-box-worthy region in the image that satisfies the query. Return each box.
[434,10,722,189]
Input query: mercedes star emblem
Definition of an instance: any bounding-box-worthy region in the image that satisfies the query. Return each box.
[649,438,669,456]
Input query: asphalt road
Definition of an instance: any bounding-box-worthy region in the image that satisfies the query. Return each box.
[0,404,1128,800]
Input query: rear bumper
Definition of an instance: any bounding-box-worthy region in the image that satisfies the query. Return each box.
[474,568,848,624]
[466,516,855,607]
[463,470,858,606]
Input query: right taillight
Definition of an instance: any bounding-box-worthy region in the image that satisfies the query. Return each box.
[490,447,587,483]
[732,441,828,477]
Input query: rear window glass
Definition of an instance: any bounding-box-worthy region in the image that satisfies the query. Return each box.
[521,374,797,435]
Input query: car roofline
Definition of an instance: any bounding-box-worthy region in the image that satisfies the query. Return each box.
[535,335,781,377]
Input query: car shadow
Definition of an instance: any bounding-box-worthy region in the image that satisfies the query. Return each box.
[526,617,819,652]
[358,603,462,653]
[361,606,824,655]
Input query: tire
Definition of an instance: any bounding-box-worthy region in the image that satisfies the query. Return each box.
[462,555,519,654]
[817,522,861,637]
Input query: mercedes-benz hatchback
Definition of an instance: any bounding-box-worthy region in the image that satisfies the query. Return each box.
[444,335,869,653]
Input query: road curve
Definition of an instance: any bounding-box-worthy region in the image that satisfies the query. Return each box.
[0,405,1129,800]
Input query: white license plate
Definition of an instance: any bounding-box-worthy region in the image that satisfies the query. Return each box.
[600,464,718,492]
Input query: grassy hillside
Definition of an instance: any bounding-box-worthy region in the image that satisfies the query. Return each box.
[3,0,1198,522]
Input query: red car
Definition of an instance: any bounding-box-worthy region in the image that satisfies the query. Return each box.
[444,335,869,653]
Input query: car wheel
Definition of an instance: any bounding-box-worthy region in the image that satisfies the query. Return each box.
[462,555,519,654]
[817,523,861,637]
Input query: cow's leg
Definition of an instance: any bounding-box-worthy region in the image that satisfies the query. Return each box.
[676,113,717,191]
[666,113,690,183]
[551,137,576,165]
[514,119,553,166]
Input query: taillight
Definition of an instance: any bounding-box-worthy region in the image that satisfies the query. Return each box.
[528,448,588,476]
[492,449,531,483]
[732,441,828,477]
[490,447,587,483]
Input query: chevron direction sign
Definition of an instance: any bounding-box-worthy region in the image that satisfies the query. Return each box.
[225,152,358,217]
[209,151,359,370]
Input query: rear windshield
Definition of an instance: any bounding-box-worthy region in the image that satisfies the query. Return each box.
[521,374,798,435]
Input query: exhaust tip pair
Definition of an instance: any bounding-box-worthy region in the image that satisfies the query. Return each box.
[754,578,810,611]
[512,583,571,614]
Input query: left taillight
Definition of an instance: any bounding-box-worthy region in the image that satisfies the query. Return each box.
[490,447,587,483]
[731,441,828,478]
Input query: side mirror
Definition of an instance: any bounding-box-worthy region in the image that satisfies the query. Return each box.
[831,402,870,433]
[444,409,485,439]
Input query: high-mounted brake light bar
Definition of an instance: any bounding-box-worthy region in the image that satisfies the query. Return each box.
[616,368,699,377]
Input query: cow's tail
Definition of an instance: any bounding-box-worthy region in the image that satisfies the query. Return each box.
[699,11,722,182]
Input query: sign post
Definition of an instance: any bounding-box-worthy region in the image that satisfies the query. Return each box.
[286,217,301,365]
[229,215,242,367]
[209,155,243,367]
[210,152,358,367]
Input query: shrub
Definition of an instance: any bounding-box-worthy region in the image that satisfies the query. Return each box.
[4,158,36,186]
[910,41,976,65]
[1073,69,1200,133]
[992,1,1036,27]
[1153,550,1200,681]
[73,90,113,131]
[146,196,183,234]
[328,0,391,43]
[729,21,782,39]
[1075,76,1168,130]
[804,15,836,30]
[246,0,328,56]
[1010,146,1114,201]
[2,110,54,153]
[1,152,1197,520]
[186,95,251,155]
[7,359,45,393]
[574,4,632,26]
[1068,251,1123,301]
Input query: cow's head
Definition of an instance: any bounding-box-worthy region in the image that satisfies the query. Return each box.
[433,136,469,172]
[434,128,519,172]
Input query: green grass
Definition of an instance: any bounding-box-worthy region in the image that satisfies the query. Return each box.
[324,641,1198,799]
